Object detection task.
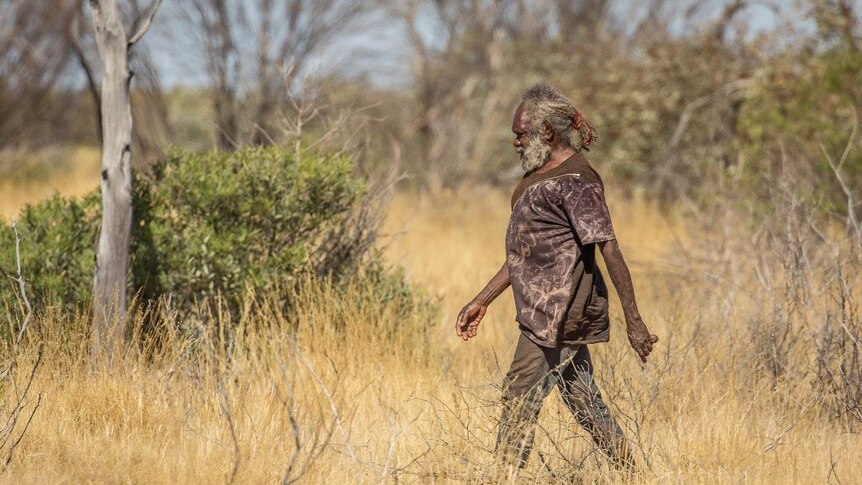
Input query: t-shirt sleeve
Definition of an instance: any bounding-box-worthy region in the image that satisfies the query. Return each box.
[562,179,616,245]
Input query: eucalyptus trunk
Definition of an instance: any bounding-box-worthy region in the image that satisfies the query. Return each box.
[89,0,162,364]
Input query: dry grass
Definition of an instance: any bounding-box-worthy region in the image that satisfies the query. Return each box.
[1,185,861,484]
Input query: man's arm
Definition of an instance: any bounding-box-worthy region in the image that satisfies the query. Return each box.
[455,261,510,341]
[598,239,659,362]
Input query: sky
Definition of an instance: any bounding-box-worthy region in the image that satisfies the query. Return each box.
[139,0,800,90]
[141,3,411,88]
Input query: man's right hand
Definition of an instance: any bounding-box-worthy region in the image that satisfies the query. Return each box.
[456,300,487,341]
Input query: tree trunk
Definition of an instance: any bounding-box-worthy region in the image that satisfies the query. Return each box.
[89,0,162,364]
[90,0,133,364]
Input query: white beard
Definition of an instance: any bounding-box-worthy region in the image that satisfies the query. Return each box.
[519,138,551,172]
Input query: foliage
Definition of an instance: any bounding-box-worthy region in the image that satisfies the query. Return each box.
[131,146,363,314]
[1,146,430,327]
[738,46,862,214]
[0,193,100,314]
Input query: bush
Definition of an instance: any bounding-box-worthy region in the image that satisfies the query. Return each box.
[0,193,100,313]
[737,46,862,215]
[0,146,432,330]
[131,146,364,315]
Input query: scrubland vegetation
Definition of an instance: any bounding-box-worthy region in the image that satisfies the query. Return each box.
[0,188,860,483]
[2,0,862,483]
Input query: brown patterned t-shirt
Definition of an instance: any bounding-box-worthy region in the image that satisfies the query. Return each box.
[506,152,614,348]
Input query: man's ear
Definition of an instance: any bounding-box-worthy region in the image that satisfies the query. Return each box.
[542,121,554,142]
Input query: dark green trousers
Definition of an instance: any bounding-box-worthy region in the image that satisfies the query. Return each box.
[496,333,632,468]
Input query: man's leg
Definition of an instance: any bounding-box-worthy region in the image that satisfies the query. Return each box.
[556,345,634,468]
[496,334,555,469]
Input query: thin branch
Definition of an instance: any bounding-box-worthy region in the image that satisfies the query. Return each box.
[292,343,359,466]
[819,107,861,240]
[11,221,31,344]
[216,375,240,485]
[667,78,753,150]
[127,0,164,47]
[761,392,821,453]
[2,392,41,470]
[0,221,33,382]
[68,4,103,141]
[0,345,43,473]
[836,105,858,172]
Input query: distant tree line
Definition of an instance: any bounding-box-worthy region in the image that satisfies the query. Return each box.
[1,0,860,212]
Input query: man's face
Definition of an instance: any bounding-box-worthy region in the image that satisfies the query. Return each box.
[512,104,550,173]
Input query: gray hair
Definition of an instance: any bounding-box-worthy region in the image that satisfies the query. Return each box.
[519,82,597,151]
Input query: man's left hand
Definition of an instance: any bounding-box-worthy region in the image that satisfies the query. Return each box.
[626,320,658,363]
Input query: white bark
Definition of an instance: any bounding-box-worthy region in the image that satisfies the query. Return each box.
[90,0,161,363]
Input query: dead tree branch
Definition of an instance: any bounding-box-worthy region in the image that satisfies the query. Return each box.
[819,106,861,241]
[127,0,164,46]
[0,222,42,474]
[0,221,33,379]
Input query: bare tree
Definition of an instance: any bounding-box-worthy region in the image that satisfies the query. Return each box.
[89,0,163,364]
[182,0,366,149]
[183,0,240,149]
[0,0,92,147]
[0,0,168,155]
[384,0,543,188]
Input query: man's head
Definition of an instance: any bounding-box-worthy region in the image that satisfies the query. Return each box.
[512,82,597,172]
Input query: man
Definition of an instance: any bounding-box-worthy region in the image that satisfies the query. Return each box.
[455,83,658,471]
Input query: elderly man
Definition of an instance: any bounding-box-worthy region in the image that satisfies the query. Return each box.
[456,82,658,470]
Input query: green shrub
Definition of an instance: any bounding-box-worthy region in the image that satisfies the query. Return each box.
[0,193,99,313]
[1,146,433,330]
[131,146,364,315]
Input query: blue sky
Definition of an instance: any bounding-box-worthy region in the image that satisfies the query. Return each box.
[139,0,801,89]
